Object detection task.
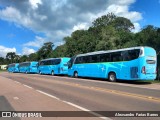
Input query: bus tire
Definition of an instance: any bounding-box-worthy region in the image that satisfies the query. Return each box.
[74,71,78,78]
[26,71,28,74]
[108,72,116,82]
[51,71,54,76]
[39,71,42,75]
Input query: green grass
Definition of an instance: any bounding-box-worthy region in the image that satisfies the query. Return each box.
[141,80,160,84]
[0,69,7,72]
[151,80,160,83]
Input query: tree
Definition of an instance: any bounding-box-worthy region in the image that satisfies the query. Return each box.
[14,55,20,63]
[28,53,38,61]
[19,55,28,62]
[64,30,97,56]
[135,25,160,51]
[111,17,134,32]
[51,44,67,58]
[96,25,120,50]
[6,52,16,63]
[37,42,54,60]
[92,13,116,28]
[0,57,4,65]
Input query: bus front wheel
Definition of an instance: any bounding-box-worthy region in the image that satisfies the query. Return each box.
[74,71,78,78]
[108,72,116,82]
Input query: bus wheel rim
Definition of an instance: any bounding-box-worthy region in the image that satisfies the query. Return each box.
[110,74,115,81]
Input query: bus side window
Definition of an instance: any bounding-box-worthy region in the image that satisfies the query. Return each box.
[122,51,131,61]
[128,49,140,60]
[111,52,122,62]
[84,56,90,63]
[74,58,78,64]
[54,59,61,65]
[75,57,83,64]
[39,61,44,65]
[90,55,98,63]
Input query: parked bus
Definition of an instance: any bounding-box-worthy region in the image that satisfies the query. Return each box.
[19,61,38,73]
[8,63,19,73]
[38,57,70,75]
[68,46,157,82]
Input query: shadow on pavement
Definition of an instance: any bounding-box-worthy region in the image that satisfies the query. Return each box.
[74,77,153,85]
[0,96,21,120]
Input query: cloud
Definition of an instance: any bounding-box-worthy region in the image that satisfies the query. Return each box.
[0,45,16,57]
[29,0,42,9]
[73,23,89,31]
[132,22,141,33]
[0,0,142,47]
[23,36,45,48]
[105,2,142,33]
[22,47,36,55]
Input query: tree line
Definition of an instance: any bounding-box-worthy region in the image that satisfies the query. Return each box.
[0,13,160,66]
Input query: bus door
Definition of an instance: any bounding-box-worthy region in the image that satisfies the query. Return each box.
[121,51,131,79]
[128,49,140,79]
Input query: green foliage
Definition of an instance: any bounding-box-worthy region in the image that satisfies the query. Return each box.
[37,42,54,60]
[5,52,20,63]
[19,55,28,62]
[51,44,67,57]
[92,13,116,28]
[0,57,5,65]
[111,17,134,32]
[28,53,38,61]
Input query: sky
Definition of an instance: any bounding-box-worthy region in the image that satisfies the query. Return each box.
[0,0,160,57]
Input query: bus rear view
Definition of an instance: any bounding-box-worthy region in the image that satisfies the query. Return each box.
[140,47,157,80]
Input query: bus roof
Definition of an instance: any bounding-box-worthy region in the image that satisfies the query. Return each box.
[19,61,38,64]
[40,57,70,61]
[8,63,19,65]
[76,46,154,57]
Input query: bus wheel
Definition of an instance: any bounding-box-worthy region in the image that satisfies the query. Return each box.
[51,71,54,76]
[26,71,28,74]
[74,71,78,78]
[39,71,42,75]
[108,72,116,82]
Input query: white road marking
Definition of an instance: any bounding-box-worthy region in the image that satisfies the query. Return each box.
[13,97,19,100]
[63,101,111,120]
[35,89,111,120]
[36,90,60,100]
[14,81,21,84]
[23,84,33,89]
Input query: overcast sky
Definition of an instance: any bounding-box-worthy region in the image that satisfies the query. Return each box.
[0,0,160,57]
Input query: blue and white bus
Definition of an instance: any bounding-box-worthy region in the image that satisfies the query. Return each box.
[8,63,19,73]
[19,61,38,73]
[68,46,157,82]
[38,57,70,75]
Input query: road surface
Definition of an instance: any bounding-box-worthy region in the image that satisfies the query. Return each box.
[0,72,160,120]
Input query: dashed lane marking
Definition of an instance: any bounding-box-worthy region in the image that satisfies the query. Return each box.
[63,101,111,120]
[14,81,21,84]
[23,84,33,89]
[36,90,60,100]
[36,89,111,120]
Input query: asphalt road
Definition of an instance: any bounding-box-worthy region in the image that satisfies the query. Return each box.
[0,72,160,120]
